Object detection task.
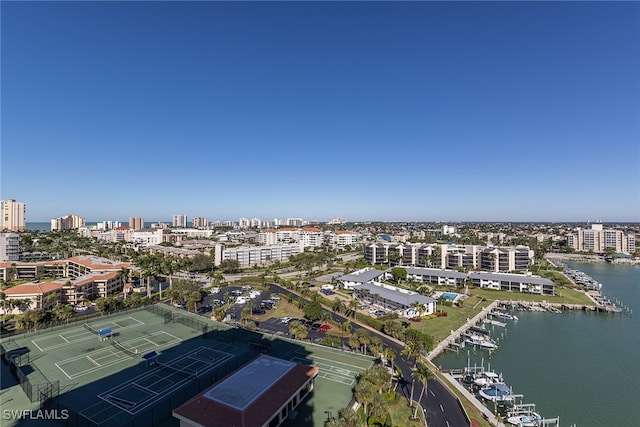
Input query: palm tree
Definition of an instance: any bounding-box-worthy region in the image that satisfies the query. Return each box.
[354,380,376,416]
[332,297,345,314]
[401,340,421,369]
[412,364,432,419]
[336,408,360,427]
[348,299,359,319]
[383,346,396,368]
[119,267,130,300]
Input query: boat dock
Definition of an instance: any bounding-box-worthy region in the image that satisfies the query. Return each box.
[483,318,507,327]
[428,301,500,360]
[501,299,622,314]
[444,365,561,427]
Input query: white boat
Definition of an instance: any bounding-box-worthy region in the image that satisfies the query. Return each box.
[464,334,498,350]
[473,371,502,387]
[506,413,542,426]
[496,311,518,320]
[478,383,514,402]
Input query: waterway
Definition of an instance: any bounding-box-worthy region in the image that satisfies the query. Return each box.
[435,262,640,426]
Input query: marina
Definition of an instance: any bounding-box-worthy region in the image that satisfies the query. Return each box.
[448,361,560,426]
[435,262,640,426]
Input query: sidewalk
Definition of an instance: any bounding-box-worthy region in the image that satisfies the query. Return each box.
[442,372,505,427]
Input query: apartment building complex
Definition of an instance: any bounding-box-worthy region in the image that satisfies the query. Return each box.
[364,243,534,272]
[51,214,85,231]
[566,223,636,254]
[0,232,20,262]
[214,243,303,267]
[338,266,554,297]
[1,199,26,232]
[129,217,145,230]
[0,255,132,312]
[191,217,209,229]
[172,214,187,228]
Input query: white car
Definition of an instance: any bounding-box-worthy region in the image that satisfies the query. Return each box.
[74,305,88,312]
[280,317,293,324]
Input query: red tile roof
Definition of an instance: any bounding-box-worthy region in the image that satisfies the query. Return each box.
[3,282,63,295]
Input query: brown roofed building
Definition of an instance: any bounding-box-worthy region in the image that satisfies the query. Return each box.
[173,355,318,427]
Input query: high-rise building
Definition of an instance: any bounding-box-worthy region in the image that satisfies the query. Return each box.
[1,199,26,232]
[0,232,20,262]
[173,214,187,228]
[567,223,635,254]
[129,217,145,230]
[238,217,250,228]
[191,217,208,229]
[51,215,85,231]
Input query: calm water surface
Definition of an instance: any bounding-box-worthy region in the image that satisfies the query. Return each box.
[436,262,640,426]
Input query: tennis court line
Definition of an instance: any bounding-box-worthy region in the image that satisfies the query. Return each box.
[301,352,373,372]
[32,316,146,352]
[97,346,234,415]
[291,356,358,385]
[55,332,182,379]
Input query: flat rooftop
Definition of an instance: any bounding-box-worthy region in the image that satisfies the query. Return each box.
[203,355,295,410]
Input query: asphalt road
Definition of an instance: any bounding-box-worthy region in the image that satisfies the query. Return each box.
[194,283,469,427]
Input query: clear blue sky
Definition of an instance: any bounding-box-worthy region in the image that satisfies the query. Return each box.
[1,1,639,223]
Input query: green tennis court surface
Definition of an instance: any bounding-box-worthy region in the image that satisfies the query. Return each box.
[1,304,375,427]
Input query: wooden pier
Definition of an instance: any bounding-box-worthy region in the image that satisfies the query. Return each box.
[428,301,500,360]
[500,300,622,314]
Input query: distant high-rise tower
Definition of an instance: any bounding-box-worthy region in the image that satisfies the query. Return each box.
[51,214,85,231]
[173,214,187,228]
[129,217,145,230]
[0,199,26,232]
[192,217,208,229]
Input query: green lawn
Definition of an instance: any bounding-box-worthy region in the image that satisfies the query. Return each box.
[410,294,487,341]
[410,287,593,343]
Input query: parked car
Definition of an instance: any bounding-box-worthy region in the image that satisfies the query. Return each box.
[280,317,293,324]
[320,324,331,332]
[74,305,88,312]
[374,310,386,316]
[197,305,213,314]
[270,294,281,301]
[252,307,266,315]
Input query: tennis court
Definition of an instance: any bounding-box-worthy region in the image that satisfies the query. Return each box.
[55,331,182,379]
[75,346,234,424]
[2,304,378,427]
[30,316,145,352]
[292,344,374,386]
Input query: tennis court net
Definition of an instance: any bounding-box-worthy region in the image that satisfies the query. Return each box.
[83,323,99,335]
[112,340,137,356]
[156,362,197,380]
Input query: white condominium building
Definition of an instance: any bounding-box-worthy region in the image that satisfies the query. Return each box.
[51,214,85,231]
[191,217,209,229]
[566,223,635,254]
[214,243,303,267]
[129,217,145,230]
[173,214,187,228]
[0,232,20,262]
[1,199,26,232]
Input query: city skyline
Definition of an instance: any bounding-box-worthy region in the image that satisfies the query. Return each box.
[2,2,639,223]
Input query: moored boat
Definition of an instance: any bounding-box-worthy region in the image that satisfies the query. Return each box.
[506,413,542,426]
[478,382,513,401]
[464,333,498,350]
